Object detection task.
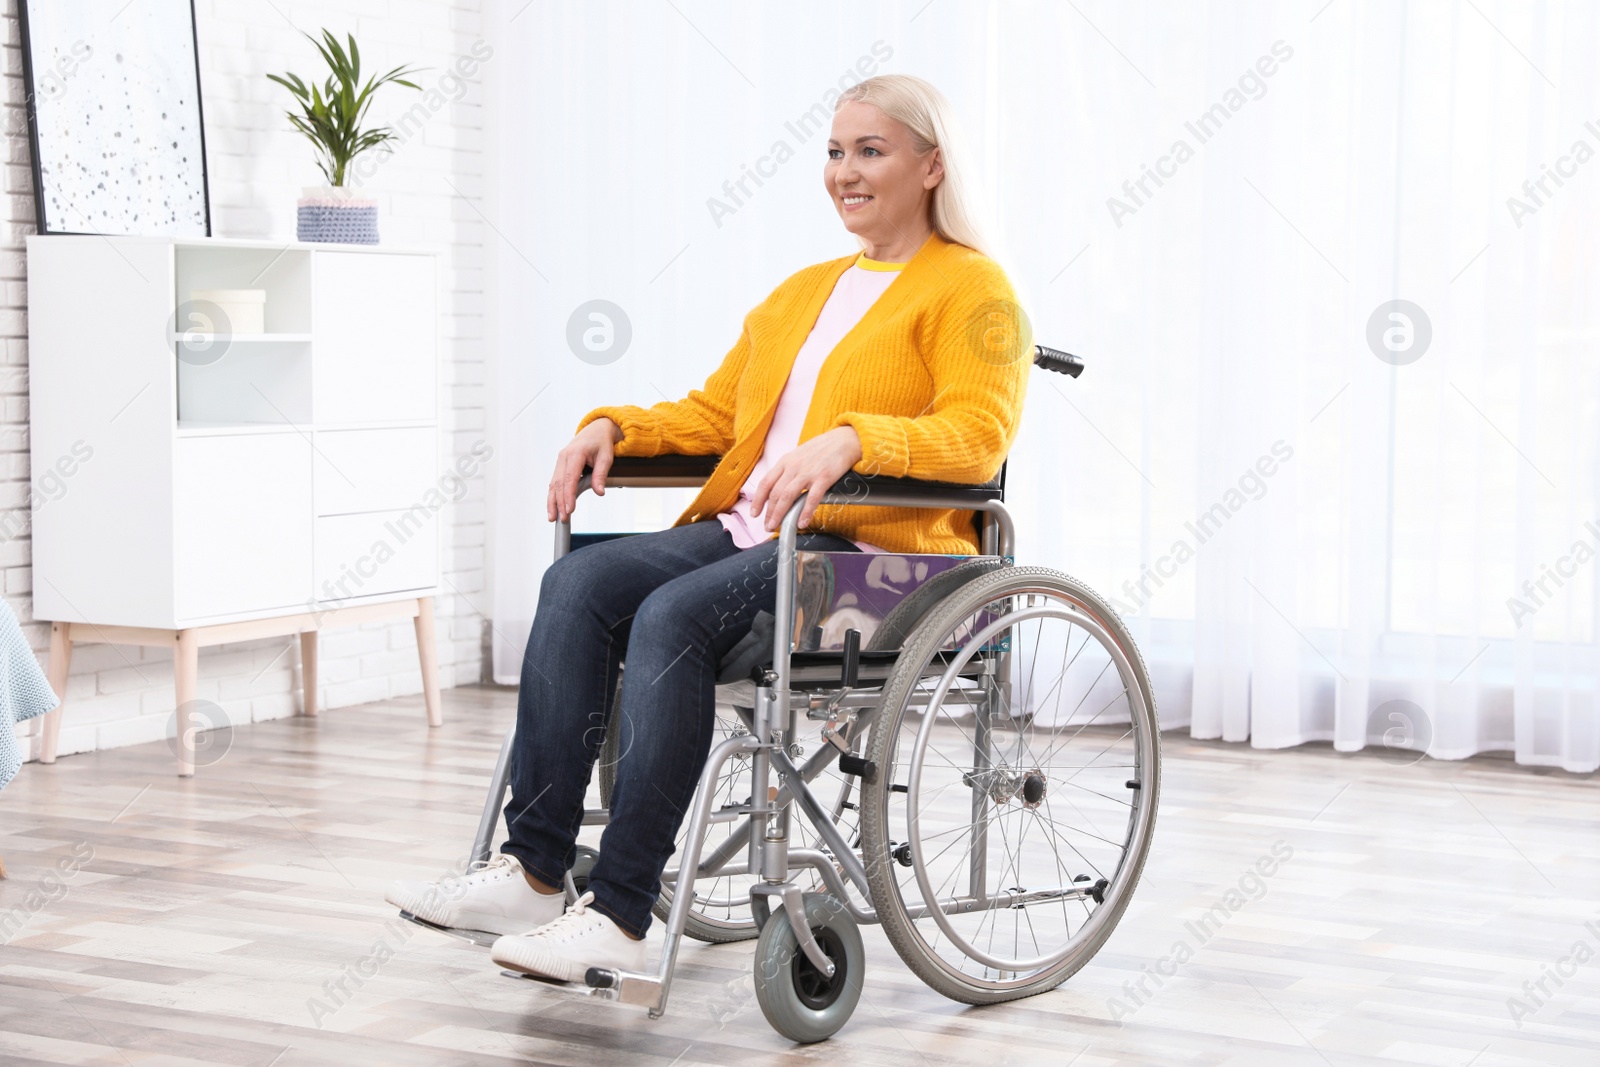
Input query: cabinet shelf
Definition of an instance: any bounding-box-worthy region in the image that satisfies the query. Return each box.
[174,419,437,437]
[175,420,312,437]
[170,332,313,344]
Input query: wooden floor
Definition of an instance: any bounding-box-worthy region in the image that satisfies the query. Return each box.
[1,685,1596,1066]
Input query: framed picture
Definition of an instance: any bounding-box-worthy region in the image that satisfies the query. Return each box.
[17,0,211,237]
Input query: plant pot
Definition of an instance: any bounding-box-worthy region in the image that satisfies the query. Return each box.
[297,185,378,244]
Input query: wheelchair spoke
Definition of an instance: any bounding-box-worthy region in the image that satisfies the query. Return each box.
[1027,620,1090,721]
[913,812,982,872]
[1033,802,1078,921]
[1037,794,1115,882]
[1033,812,1128,852]
[1050,774,1134,807]
[1054,726,1135,786]
[1027,659,1118,769]
[1054,789,1123,856]
[972,810,1014,965]
[989,620,1095,776]
[1025,707,1127,799]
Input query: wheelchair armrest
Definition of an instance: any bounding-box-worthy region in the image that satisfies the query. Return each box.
[823,470,1005,505]
[582,454,721,488]
[577,455,1007,504]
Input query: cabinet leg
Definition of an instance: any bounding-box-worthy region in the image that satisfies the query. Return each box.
[414,596,442,727]
[299,631,319,717]
[174,630,199,777]
[41,622,72,764]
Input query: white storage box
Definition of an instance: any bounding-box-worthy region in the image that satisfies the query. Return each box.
[190,288,266,334]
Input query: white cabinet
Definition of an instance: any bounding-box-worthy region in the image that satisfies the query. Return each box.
[314,426,439,515]
[28,235,440,630]
[315,509,440,600]
[314,252,438,424]
[174,434,314,619]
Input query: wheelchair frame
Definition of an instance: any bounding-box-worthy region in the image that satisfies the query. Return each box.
[444,344,1156,1035]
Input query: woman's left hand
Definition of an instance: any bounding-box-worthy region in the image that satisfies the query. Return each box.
[749,426,863,533]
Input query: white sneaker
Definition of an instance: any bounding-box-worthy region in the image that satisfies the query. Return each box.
[385,853,565,936]
[490,891,647,982]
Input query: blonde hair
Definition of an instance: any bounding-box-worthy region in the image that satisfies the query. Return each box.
[835,74,994,258]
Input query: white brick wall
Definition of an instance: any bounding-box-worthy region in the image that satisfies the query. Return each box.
[5,0,492,762]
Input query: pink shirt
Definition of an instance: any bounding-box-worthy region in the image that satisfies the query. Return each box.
[718,254,904,551]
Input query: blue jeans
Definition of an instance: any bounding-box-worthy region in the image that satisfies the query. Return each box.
[501,519,859,937]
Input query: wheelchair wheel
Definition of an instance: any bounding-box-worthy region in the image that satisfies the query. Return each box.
[859,566,1160,1005]
[753,893,864,1043]
[598,693,863,943]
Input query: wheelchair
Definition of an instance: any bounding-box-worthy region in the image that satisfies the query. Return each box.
[407,345,1161,1043]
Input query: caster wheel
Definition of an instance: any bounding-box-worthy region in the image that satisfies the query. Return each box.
[752,893,863,1043]
[571,845,600,895]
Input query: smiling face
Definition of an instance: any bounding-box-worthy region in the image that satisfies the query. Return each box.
[826,99,944,261]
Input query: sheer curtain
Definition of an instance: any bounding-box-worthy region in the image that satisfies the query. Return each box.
[485,0,1599,773]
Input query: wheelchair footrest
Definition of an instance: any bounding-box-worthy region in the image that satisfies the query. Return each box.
[398,910,500,948]
[585,966,664,1009]
[500,970,576,988]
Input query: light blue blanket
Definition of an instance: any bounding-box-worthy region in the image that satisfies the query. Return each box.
[0,600,59,790]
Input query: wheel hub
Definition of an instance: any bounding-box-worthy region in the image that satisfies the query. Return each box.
[1020,770,1047,807]
[792,925,848,1010]
[963,765,1048,807]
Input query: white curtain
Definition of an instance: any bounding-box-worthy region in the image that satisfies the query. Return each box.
[486,0,1600,773]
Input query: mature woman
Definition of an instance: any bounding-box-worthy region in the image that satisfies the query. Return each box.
[388,73,1032,981]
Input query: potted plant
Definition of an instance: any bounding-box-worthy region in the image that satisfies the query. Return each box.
[269,30,422,244]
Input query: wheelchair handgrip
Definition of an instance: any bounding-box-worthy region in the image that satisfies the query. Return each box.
[1033,344,1085,378]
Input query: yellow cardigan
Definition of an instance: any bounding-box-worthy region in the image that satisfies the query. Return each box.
[576,232,1032,555]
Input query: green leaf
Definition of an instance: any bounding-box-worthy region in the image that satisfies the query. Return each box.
[266,72,308,101]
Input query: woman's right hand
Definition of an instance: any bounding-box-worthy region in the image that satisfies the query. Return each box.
[547,417,624,523]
